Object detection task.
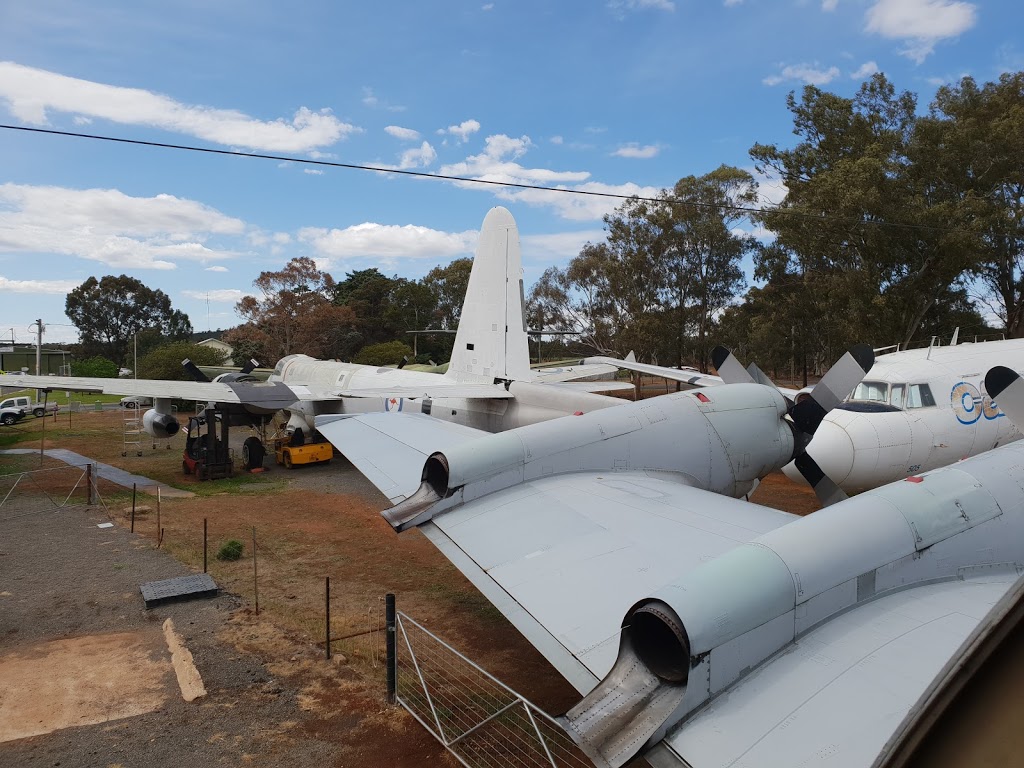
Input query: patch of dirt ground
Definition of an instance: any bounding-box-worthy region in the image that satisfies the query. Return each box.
[0,405,819,767]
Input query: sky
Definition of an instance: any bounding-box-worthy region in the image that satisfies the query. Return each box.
[0,0,1021,345]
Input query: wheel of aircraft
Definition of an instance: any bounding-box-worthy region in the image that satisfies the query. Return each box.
[242,436,265,471]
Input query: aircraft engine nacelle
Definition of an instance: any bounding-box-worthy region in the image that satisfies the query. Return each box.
[562,443,1021,767]
[142,404,180,439]
[384,384,795,532]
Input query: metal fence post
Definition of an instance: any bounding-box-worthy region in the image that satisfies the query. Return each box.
[86,463,95,506]
[203,518,208,573]
[325,576,331,660]
[386,593,397,704]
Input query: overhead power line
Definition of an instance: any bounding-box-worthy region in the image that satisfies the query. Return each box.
[0,123,977,236]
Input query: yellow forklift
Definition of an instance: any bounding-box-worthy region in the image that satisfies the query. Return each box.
[272,426,334,469]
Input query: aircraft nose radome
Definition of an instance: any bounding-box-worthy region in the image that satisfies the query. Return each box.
[482,206,516,230]
[793,419,857,487]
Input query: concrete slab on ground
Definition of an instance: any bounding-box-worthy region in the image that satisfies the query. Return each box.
[0,448,193,498]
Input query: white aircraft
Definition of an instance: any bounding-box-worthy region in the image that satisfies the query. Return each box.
[343,362,1024,768]
[4,207,622,467]
[782,337,1024,493]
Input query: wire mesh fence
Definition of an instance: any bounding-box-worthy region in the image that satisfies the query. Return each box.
[395,611,593,768]
[0,462,104,521]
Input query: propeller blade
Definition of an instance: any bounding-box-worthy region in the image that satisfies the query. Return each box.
[793,452,848,508]
[789,344,874,435]
[985,366,1024,430]
[397,356,409,369]
[745,362,776,389]
[711,345,756,385]
[240,358,260,375]
[182,358,211,382]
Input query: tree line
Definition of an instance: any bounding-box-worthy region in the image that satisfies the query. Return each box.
[531,72,1023,378]
[63,257,475,377]
[63,72,1022,380]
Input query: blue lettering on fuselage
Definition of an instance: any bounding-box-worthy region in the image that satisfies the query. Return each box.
[950,381,1003,424]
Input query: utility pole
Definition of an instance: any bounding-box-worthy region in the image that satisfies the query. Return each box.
[34,319,43,376]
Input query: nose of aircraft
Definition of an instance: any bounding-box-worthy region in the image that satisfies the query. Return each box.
[783,418,857,487]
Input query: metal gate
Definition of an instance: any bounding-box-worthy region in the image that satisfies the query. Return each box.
[394,611,593,768]
[0,463,98,520]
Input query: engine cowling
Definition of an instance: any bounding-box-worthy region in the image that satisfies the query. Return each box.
[143,408,180,438]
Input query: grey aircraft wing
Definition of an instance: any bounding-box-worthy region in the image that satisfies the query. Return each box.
[2,372,307,409]
[315,413,488,503]
[411,473,795,692]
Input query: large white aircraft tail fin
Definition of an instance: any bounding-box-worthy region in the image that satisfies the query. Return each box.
[446,207,532,384]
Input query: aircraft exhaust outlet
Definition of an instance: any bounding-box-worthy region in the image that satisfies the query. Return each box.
[561,601,690,768]
[143,408,180,439]
[630,602,690,683]
[381,452,452,531]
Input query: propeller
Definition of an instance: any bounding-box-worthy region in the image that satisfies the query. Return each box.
[985,366,1024,429]
[713,343,874,507]
[711,345,756,385]
[397,356,409,370]
[182,358,212,383]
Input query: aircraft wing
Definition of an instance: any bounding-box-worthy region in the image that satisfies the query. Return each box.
[1,372,303,407]
[316,413,488,503]
[586,356,802,398]
[411,473,796,694]
[586,356,725,389]
[532,363,622,383]
[651,573,1018,768]
[333,384,515,399]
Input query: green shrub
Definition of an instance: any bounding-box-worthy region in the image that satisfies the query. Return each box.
[216,539,244,561]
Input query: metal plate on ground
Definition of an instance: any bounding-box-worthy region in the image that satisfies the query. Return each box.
[140,574,218,608]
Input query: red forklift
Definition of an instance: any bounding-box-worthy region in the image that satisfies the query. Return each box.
[182,406,235,481]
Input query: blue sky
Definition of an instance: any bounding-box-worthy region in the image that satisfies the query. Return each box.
[0,0,1020,344]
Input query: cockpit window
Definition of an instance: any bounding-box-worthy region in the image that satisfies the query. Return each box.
[851,381,889,402]
[906,383,936,409]
[889,384,905,409]
[272,354,299,378]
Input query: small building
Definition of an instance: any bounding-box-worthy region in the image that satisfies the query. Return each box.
[0,344,71,376]
[197,338,234,366]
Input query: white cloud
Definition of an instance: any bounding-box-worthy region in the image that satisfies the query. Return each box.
[440,134,590,187]
[550,135,564,145]
[182,289,249,302]
[763,63,841,86]
[385,125,421,141]
[205,266,229,273]
[724,0,743,6]
[502,181,661,222]
[399,141,437,169]
[850,61,880,79]
[612,143,660,159]
[0,62,357,153]
[361,87,379,107]
[299,223,477,261]
[865,0,977,63]
[482,3,494,9]
[442,119,481,143]
[0,183,243,269]
[304,169,324,175]
[822,0,838,10]
[439,134,662,221]
[0,276,79,294]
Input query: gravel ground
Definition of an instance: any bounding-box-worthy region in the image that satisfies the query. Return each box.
[0,502,346,768]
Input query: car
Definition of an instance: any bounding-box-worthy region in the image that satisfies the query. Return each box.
[0,395,54,418]
[0,405,26,426]
[120,396,154,409]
